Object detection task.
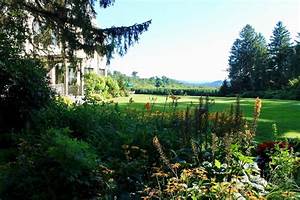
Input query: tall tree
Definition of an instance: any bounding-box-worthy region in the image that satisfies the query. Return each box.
[219,79,230,96]
[1,0,151,62]
[290,33,300,78]
[268,21,292,88]
[228,25,268,92]
[253,33,269,90]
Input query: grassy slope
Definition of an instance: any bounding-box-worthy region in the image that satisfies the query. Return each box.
[114,94,300,142]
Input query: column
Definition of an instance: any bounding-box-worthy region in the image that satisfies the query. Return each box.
[64,59,68,95]
[80,61,84,96]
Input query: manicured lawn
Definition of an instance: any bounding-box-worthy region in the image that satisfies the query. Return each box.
[114,94,300,142]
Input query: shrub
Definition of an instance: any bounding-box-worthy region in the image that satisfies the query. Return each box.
[105,76,120,97]
[269,145,298,184]
[0,15,53,133]
[237,89,299,100]
[0,128,115,200]
[84,72,106,95]
[0,58,53,133]
[84,73,127,102]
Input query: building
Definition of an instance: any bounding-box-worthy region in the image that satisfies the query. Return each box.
[46,51,107,96]
[25,18,107,96]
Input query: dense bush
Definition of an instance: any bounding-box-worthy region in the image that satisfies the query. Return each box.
[220,76,300,100]
[84,73,128,103]
[219,89,300,100]
[134,87,220,96]
[239,89,300,100]
[0,128,114,200]
[0,13,53,134]
[0,55,53,135]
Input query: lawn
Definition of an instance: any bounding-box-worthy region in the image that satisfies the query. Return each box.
[114,94,300,142]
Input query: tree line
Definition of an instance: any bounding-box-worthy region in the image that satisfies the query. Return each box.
[110,70,192,89]
[222,22,300,96]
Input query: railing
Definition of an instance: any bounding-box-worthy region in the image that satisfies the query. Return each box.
[69,85,80,96]
[51,84,64,95]
[50,84,83,96]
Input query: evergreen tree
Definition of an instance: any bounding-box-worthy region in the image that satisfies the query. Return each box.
[1,0,151,62]
[228,25,267,92]
[253,33,269,90]
[268,21,293,88]
[219,79,230,96]
[290,33,300,78]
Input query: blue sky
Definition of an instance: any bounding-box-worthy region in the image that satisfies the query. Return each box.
[97,0,300,82]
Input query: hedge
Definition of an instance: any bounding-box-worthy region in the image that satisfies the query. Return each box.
[133,87,220,96]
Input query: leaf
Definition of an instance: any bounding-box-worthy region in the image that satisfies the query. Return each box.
[215,159,221,169]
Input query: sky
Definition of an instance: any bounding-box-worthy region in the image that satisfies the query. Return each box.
[97,0,300,82]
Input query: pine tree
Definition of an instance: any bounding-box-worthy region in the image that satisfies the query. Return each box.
[219,79,230,96]
[290,33,300,78]
[253,33,269,90]
[268,21,292,88]
[228,25,267,92]
[1,0,151,62]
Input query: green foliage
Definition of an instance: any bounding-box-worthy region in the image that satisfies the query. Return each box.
[84,72,106,95]
[239,89,300,100]
[155,77,164,88]
[268,21,293,88]
[110,70,213,91]
[265,145,300,199]
[0,30,53,133]
[0,128,113,200]
[1,93,299,198]
[106,76,121,97]
[0,3,53,135]
[1,0,151,62]
[288,76,300,89]
[45,129,97,174]
[84,72,127,103]
[219,79,231,96]
[226,22,300,98]
[134,87,219,96]
[269,145,298,184]
[228,24,268,92]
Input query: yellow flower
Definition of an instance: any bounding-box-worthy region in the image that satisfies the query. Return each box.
[254,97,262,118]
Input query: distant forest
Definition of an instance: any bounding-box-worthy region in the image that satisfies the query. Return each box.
[109,71,217,89]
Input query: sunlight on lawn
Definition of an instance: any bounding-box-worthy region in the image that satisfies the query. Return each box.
[113,94,300,141]
[283,131,300,138]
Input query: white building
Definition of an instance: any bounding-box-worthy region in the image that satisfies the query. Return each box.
[46,51,107,96]
[25,18,107,96]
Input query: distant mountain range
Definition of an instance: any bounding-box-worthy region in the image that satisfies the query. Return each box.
[179,80,223,88]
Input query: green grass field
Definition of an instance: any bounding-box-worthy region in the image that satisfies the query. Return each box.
[114,94,300,142]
